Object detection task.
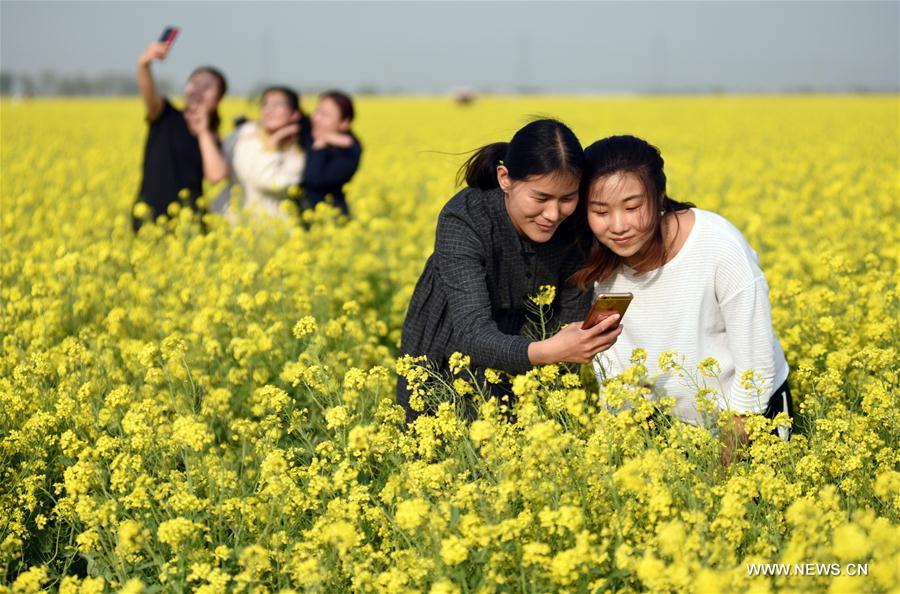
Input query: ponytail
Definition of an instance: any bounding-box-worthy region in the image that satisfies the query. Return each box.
[457,142,508,190]
[456,119,584,191]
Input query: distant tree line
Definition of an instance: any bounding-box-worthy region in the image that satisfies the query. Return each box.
[0,70,893,97]
[0,70,174,97]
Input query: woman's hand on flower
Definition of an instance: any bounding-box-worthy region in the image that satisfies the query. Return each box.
[720,414,749,467]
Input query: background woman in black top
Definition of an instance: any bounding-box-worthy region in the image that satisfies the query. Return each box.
[397,119,624,423]
[302,90,362,216]
[133,39,228,231]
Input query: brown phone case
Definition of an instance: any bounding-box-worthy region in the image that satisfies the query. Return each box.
[581,292,633,330]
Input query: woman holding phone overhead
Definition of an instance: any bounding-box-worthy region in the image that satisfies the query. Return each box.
[133,31,228,231]
[571,135,792,458]
[397,119,623,424]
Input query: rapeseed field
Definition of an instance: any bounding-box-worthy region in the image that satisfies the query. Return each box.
[1,96,897,593]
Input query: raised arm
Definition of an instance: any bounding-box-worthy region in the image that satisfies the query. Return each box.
[136,42,168,122]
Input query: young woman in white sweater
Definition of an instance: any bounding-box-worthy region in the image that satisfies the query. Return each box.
[214,86,306,219]
[571,135,792,451]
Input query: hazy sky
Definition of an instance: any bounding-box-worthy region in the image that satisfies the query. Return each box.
[2,1,898,94]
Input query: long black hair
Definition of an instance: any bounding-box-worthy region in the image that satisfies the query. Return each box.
[457,118,584,190]
[570,135,695,287]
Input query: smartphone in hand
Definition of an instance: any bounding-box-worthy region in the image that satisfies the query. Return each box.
[582,292,633,330]
[158,26,179,51]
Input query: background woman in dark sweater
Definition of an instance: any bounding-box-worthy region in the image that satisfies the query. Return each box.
[302,90,362,216]
[397,119,623,423]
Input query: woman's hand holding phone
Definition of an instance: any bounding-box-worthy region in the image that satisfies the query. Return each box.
[138,42,171,67]
[528,313,623,366]
[139,28,178,67]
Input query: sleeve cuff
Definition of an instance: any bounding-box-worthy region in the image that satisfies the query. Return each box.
[504,335,534,374]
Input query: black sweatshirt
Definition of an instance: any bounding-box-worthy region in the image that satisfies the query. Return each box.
[301,132,362,215]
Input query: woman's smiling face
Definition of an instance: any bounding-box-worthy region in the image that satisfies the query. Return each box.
[183,70,222,110]
[586,170,657,266]
[499,166,580,243]
[260,90,299,134]
[312,96,350,136]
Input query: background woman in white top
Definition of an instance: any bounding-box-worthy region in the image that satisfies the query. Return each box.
[570,135,792,455]
[214,86,306,219]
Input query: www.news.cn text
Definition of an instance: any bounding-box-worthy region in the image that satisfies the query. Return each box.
[746,563,869,577]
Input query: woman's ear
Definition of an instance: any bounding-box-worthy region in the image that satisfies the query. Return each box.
[497,165,511,193]
[338,118,351,132]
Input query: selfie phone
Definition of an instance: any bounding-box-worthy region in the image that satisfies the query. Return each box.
[159,27,179,50]
[581,292,633,330]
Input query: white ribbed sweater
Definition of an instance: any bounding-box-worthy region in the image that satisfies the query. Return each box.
[215,121,305,218]
[592,208,789,426]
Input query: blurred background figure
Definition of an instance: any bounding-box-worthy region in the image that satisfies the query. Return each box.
[133,36,228,232]
[452,86,478,105]
[213,86,305,219]
[301,90,362,217]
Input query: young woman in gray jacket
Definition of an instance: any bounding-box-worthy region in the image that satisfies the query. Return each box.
[398,119,623,423]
